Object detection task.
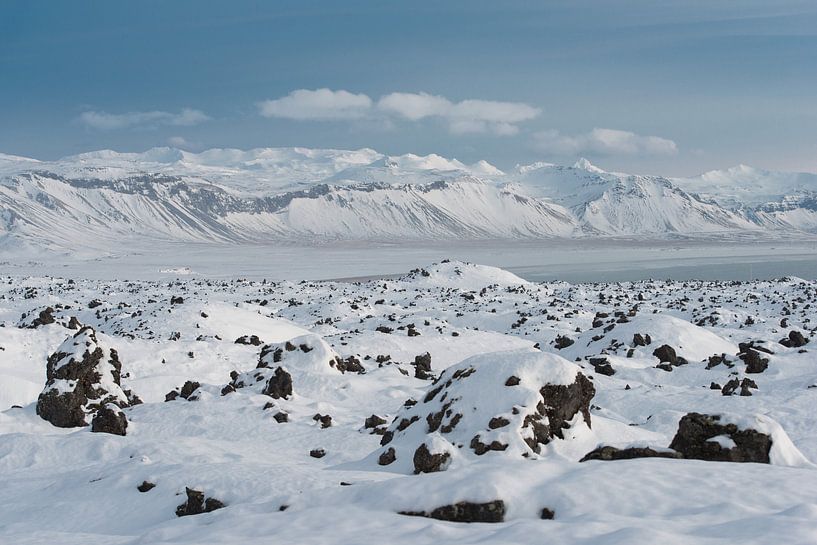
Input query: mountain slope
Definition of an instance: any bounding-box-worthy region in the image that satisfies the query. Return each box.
[1,147,816,252]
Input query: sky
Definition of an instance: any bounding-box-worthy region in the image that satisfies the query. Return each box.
[1,0,816,176]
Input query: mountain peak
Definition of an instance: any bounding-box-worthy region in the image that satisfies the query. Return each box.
[572,158,605,173]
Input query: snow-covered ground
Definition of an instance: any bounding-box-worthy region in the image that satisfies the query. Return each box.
[1,261,816,544]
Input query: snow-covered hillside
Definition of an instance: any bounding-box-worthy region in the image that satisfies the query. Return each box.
[1,147,816,252]
[1,261,816,544]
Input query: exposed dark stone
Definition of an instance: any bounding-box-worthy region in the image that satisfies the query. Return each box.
[652,344,677,364]
[170,296,184,305]
[470,434,508,455]
[273,411,289,423]
[310,448,326,458]
[67,316,82,330]
[413,352,433,380]
[504,375,520,386]
[488,416,510,429]
[579,445,682,462]
[313,413,333,428]
[333,355,365,374]
[30,307,56,328]
[179,380,200,399]
[707,354,725,369]
[741,349,769,374]
[538,373,595,439]
[413,443,450,474]
[36,327,129,428]
[400,500,505,523]
[721,378,740,396]
[235,335,263,346]
[632,333,651,347]
[137,481,156,493]
[378,447,396,466]
[669,412,772,463]
[554,335,574,349]
[365,414,387,429]
[540,508,555,520]
[175,487,225,517]
[780,330,808,348]
[262,367,293,399]
[589,357,615,376]
[91,405,128,436]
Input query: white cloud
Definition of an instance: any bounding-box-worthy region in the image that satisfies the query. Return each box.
[260,88,540,135]
[377,92,452,120]
[533,127,678,156]
[258,88,372,120]
[79,108,209,130]
[378,92,540,135]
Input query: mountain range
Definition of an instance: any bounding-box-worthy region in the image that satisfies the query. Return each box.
[2,147,816,251]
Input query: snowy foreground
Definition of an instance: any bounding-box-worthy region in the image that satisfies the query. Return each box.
[1,261,816,544]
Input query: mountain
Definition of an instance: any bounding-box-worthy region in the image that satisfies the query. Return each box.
[1,147,815,252]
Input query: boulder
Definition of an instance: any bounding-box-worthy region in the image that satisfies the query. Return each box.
[370,350,595,473]
[91,405,128,436]
[580,445,682,462]
[669,413,771,463]
[400,500,505,523]
[175,487,225,517]
[36,327,132,428]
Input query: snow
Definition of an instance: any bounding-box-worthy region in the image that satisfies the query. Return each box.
[2,147,817,259]
[1,261,816,544]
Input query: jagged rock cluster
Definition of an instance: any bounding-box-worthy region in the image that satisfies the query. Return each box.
[36,326,138,434]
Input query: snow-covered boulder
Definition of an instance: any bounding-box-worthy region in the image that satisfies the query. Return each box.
[373,349,595,474]
[400,261,530,290]
[669,413,811,466]
[36,326,134,429]
[225,333,363,400]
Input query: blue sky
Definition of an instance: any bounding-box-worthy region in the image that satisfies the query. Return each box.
[2,0,816,175]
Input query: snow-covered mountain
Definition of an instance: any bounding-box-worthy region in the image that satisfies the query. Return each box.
[1,147,815,252]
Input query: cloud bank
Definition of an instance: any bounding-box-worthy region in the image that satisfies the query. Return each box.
[533,128,678,156]
[259,89,541,135]
[79,108,209,130]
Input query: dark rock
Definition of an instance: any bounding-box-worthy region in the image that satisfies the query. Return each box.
[310,448,326,458]
[721,378,740,396]
[91,405,128,436]
[378,447,396,466]
[273,411,289,423]
[669,413,772,463]
[262,367,293,399]
[504,375,520,386]
[413,443,450,474]
[235,335,263,346]
[137,481,156,493]
[741,349,769,374]
[175,487,225,517]
[580,445,682,462]
[413,352,433,380]
[400,500,505,523]
[36,327,130,428]
[780,330,808,348]
[652,344,677,364]
[179,380,200,399]
[313,413,332,428]
[540,508,555,520]
[554,335,574,349]
[365,414,387,429]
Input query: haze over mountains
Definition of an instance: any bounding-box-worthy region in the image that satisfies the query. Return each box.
[1,147,816,253]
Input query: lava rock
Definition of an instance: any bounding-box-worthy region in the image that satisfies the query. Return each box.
[175,487,225,517]
[400,500,505,523]
[669,413,772,463]
[580,445,682,462]
[90,405,128,436]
